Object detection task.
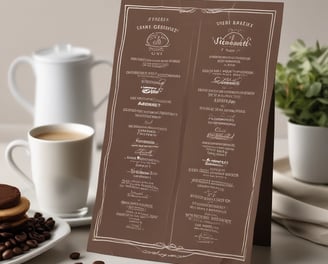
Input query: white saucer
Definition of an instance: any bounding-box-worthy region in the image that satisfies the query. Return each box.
[64,214,92,227]
[3,210,71,264]
[21,187,95,228]
[60,201,94,227]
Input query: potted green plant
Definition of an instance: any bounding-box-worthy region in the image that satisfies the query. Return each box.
[275,39,328,183]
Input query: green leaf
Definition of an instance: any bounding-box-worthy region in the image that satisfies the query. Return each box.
[286,60,301,70]
[300,60,312,73]
[305,82,322,97]
[318,112,328,126]
[290,39,306,52]
[317,98,328,104]
[282,108,295,116]
[299,109,312,120]
[316,48,328,65]
[312,61,324,75]
[323,89,328,98]
[320,77,328,85]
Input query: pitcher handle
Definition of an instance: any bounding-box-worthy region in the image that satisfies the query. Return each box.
[8,56,35,115]
[91,59,113,111]
[5,139,33,185]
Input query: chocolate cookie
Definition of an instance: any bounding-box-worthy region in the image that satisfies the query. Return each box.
[0,184,21,209]
[0,197,30,222]
[0,215,28,231]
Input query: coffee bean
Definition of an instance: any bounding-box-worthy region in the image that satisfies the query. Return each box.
[0,223,12,232]
[15,232,27,243]
[0,244,6,253]
[36,227,45,233]
[9,238,17,246]
[4,241,11,248]
[45,218,55,230]
[34,212,42,218]
[2,249,13,260]
[0,232,13,239]
[28,231,45,243]
[26,239,38,248]
[12,246,23,255]
[93,261,105,264]
[43,231,51,240]
[70,251,80,259]
[37,217,45,223]
[19,243,30,251]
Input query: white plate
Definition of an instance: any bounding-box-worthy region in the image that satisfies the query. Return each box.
[2,211,71,264]
[273,157,328,226]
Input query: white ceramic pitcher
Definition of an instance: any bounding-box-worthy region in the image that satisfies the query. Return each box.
[8,44,112,127]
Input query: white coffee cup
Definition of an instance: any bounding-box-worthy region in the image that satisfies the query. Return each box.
[5,123,94,218]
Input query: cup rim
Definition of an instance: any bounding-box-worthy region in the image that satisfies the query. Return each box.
[32,44,92,63]
[29,123,94,143]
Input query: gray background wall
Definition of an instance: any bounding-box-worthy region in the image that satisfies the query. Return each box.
[0,0,325,138]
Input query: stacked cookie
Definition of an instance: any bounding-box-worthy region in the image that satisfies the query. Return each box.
[0,184,56,261]
[0,184,30,232]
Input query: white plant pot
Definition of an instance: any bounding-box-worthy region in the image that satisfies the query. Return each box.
[288,121,328,184]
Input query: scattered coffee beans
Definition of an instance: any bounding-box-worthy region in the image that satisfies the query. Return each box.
[0,212,55,261]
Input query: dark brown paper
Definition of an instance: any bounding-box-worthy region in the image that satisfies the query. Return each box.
[88,1,283,263]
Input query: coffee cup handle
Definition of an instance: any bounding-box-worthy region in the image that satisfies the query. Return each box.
[91,59,113,111]
[5,140,33,185]
[8,56,35,115]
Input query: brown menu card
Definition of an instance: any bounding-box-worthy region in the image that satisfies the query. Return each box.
[88,1,283,263]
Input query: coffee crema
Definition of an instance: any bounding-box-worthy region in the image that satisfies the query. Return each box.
[36,131,87,141]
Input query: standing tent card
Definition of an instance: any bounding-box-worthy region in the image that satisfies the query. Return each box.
[88,1,283,263]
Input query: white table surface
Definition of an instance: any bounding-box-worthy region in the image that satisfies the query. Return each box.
[1,137,327,264]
